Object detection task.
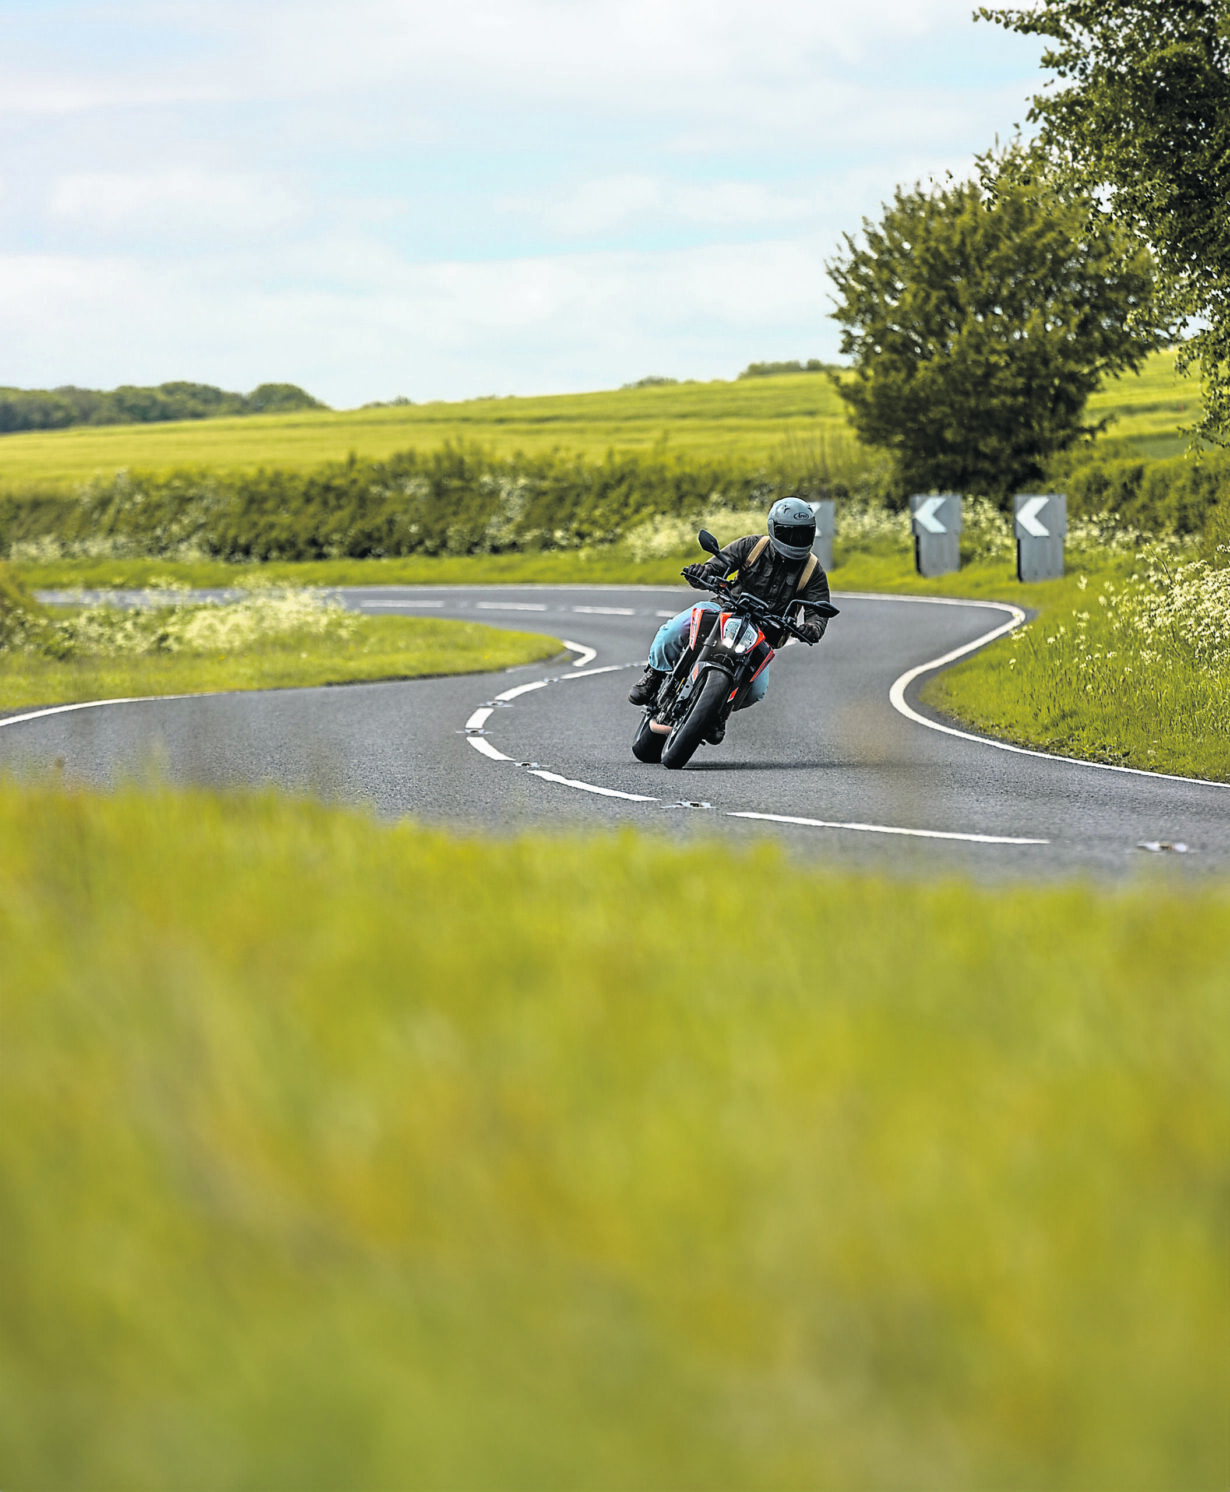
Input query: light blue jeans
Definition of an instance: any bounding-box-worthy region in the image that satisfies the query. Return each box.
[647,602,771,709]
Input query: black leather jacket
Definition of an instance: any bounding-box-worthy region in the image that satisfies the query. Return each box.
[699,534,832,646]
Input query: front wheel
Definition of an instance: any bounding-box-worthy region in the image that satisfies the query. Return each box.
[662,669,730,770]
[631,712,665,763]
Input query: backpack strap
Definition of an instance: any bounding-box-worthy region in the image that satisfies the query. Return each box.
[747,534,770,567]
[796,553,818,593]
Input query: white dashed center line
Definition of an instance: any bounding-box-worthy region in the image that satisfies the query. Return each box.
[477,602,548,612]
[729,812,1048,846]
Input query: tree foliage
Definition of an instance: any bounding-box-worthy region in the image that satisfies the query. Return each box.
[827,158,1164,502]
[979,0,1230,444]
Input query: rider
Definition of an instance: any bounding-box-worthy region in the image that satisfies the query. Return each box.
[627,497,833,735]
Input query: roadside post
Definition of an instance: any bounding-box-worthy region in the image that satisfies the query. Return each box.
[1014,493,1066,582]
[910,494,962,577]
[808,499,835,571]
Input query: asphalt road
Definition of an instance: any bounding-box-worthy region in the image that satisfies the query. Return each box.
[5,583,1229,880]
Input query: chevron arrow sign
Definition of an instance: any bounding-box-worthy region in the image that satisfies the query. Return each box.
[1017,496,1050,537]
[914,496,948,534]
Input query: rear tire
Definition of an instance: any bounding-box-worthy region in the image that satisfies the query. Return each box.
[662,670,730,770]
[632,712,665,763]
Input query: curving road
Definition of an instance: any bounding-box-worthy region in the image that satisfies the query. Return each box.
[4,583,1229,879]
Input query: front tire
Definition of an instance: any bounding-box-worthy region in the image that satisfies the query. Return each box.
[662,670,729,770]
[632,712,665,763]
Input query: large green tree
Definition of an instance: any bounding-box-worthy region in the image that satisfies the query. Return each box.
[827,160,1164,502]
[979,0,1230,443]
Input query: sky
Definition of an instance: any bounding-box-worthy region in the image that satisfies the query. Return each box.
[0,0,1046,407]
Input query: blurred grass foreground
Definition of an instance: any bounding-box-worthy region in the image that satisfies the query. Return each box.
[1,783,1227,1490]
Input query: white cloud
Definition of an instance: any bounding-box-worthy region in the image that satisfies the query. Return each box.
[0,237,838,405]
[48,171,303,240]
[503,175,818,236]
[0,0,1034,130]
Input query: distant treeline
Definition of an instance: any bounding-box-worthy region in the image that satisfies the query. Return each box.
[738,360,837,379]
[0,445,828,563]
[0,381,326,435]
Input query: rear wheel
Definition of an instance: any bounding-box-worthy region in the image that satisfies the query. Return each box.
[632,712,665,763]
[662,670,730,770]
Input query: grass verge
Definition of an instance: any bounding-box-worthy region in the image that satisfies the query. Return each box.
[0,613,561,712]
[1,782,1226,1490]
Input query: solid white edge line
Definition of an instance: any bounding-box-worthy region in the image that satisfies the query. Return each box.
[729,811,1048,846]
[0,692,200,730]
[468,736,511,762]
[529,769,657,803]
[465,707,494,731]
[561,639,598,668]
[879,593,1230,790]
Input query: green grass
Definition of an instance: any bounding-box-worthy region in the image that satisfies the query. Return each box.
[0,614,561,712]
[11,549,697,593]
[1085,347,1201,459]
[1,781,1225,1490]
[0,351,1197,496]
[925,563,1230,781]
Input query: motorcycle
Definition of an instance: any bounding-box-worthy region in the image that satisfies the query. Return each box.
[632,528,840,770]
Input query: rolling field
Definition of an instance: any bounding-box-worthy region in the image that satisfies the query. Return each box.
[0,350,1196,495]
[2,781,1226,1490]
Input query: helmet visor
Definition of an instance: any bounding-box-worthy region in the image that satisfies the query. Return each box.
[772,521,815,549]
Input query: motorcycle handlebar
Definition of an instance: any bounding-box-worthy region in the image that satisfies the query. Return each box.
[678,569,821,645]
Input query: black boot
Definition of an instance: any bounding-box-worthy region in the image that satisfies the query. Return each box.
[628,666,666,706]
[703,718,726,745]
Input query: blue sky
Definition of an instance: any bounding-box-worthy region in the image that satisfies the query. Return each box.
[0,0,1045,406]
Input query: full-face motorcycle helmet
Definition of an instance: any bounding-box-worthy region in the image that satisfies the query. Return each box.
[766,497,817,561]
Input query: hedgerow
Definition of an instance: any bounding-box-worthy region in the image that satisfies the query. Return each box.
[0,443,842,564]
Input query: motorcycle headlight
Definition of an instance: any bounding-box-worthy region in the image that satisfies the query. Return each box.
[720,615,758,653]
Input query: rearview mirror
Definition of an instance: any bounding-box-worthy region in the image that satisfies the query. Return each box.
[697,528,721,556]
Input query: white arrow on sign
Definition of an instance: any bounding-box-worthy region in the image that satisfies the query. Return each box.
[1018,496,1050,537]
[915,496,948,534]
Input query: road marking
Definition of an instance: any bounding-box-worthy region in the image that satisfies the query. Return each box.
[477,602,548,611]
[572,605,636,615]
[729,812,1048,846]
[561,639,597,667]
[0,693,199,730]
[359,600,445,607]
[877,593,1230,790]
[468,737,512,762]
[557,664,625,680]
[493,679,551,702]
[529,769,657,802]
[465,707,493,731]
[1017,496,1050,537]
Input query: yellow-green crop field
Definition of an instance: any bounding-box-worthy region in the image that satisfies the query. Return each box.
[2,781,1227,1491]
[0,350,1197,494]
